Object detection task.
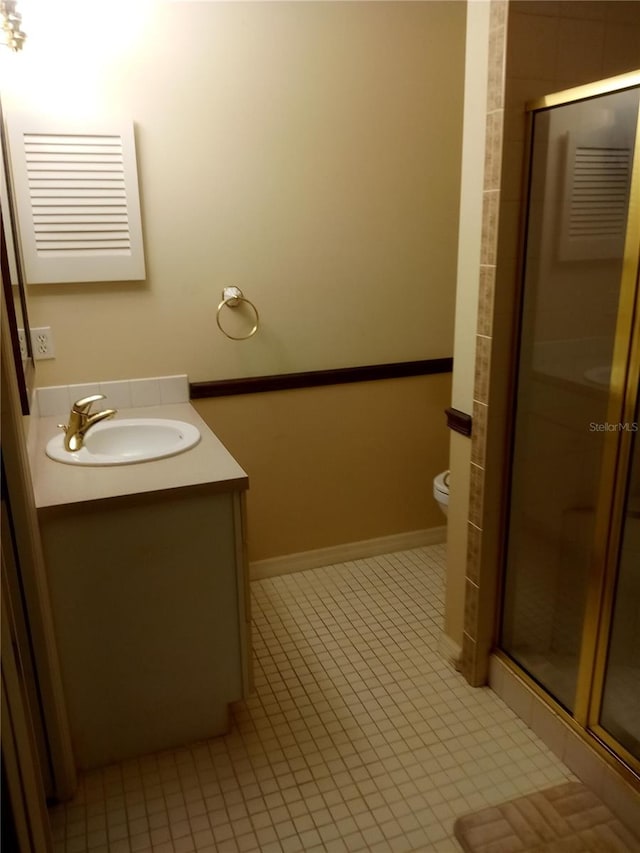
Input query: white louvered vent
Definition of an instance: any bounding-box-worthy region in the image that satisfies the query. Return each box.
[5,115,145,284]
[568,147,631,238]
[559,136,632,262]
[27,133,131,256]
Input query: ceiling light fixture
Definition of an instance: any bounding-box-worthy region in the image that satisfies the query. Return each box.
[1,0,26,52]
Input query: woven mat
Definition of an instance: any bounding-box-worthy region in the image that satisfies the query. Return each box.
[453,781,639,852]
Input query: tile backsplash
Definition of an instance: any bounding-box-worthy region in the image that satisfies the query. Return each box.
[35,375,189,418]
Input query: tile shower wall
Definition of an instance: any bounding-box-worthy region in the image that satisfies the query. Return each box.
[463,0,640,685]
[461,0,507,687]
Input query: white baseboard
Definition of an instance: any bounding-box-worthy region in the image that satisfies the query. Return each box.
[250,526,446,581]
[438,632,462,670]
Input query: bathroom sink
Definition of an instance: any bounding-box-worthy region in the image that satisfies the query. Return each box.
[46,418,201,466]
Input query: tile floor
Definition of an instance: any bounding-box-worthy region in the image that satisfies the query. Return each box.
[50,544,575,853]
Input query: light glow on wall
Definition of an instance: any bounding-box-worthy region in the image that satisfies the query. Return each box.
[0,0,155,119]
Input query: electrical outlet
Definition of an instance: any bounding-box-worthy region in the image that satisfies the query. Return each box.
[30,326,55,360]
[17,328,28,360]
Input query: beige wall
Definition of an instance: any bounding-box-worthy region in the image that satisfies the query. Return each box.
[445,431,472,646]
[193,373,451,562]
[3,1,465,387]
[3,1,466,562]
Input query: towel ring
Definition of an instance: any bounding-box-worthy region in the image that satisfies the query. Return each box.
[216,287,260,341]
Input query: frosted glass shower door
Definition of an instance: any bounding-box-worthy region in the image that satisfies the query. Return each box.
[599,402,640,762]
[500,86,640,713]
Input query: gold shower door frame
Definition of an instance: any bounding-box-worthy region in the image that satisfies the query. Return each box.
[501,70,640,782]
[579,72,640,774]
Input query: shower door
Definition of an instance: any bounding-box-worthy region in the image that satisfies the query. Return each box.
[596,395,640,766]
[500,72,640,773]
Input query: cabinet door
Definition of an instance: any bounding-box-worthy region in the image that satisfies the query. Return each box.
[41,488,245,768]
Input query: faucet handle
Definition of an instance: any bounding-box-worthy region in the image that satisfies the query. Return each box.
[72,394,106,414]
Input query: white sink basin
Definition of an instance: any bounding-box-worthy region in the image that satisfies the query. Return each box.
[46,418,201,466]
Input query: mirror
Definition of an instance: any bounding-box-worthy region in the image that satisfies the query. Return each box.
[1,107,34,414]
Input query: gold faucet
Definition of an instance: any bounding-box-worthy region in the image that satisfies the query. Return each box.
[59,394,117,452]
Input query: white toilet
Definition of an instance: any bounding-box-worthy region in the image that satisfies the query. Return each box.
[433,470,450,517]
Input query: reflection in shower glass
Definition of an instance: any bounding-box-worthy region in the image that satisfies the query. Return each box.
[501,87,640,712]
[600,403,640,761]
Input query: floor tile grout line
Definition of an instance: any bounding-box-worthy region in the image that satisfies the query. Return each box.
[52,545,574,853]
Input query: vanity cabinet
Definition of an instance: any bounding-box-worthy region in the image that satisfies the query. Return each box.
[31,404,250,770]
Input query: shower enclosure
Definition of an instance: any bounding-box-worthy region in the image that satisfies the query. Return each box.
[500,72,640,776]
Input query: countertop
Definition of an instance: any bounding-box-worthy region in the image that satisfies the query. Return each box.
[28,403,248,510]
